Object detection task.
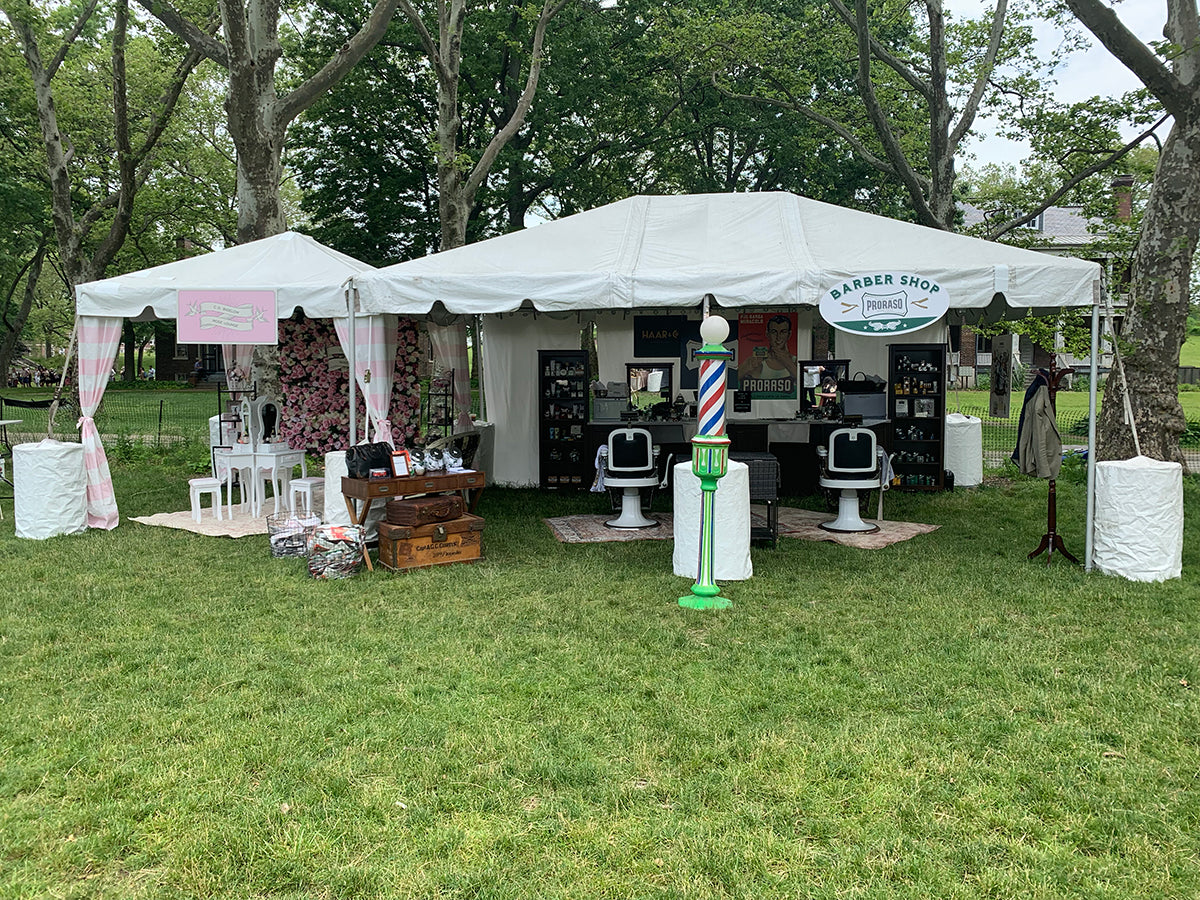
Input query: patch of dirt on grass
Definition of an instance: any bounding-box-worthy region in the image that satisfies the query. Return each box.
[982,474,1017,489]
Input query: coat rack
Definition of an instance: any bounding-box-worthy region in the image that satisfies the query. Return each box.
[1028,363,1079,565]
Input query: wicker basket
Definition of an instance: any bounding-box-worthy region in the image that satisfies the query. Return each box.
[267,513,320,558]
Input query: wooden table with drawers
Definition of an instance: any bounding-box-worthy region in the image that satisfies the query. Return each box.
[341,470,486,571]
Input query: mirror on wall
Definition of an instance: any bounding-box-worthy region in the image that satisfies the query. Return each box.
[626,363,672,411]
[797,359,850,411]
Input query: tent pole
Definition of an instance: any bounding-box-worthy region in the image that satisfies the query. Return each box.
[1085,296,1100,572]
[347,283,357,446]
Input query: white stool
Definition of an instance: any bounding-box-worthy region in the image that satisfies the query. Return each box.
[189,476,223,522]
[289,476,324,517]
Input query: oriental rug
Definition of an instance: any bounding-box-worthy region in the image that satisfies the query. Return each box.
[546,506,938,549]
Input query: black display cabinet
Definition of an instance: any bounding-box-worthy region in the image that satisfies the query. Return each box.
[888,342,947,490]
[538,349,590,489]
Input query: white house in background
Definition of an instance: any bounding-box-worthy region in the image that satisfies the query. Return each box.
[958,196,1125,382]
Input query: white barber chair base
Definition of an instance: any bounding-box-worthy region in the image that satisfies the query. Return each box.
[817,426,883,535]
[606,475,661,529]
[819,485,880,534]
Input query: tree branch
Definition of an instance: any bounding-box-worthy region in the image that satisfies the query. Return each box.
[1065,0,1190,117]
[828,0,930,99]
[278,0,404,124]
[131,38,209,166]
[709,75,905,183]
[851,0,939,226]
[948,0,1008,150]
[90,0,136,274]
[133,0,229,67]
[464,0,569,199]
[47,0,100,78]
[396,0,445,82]
[985,113,1170,240]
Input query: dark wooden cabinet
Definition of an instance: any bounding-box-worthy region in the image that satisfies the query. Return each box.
[888,343,947,490]
[538,350,590,489]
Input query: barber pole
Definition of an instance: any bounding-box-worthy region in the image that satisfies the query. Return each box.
[697,354,729,437]
[679,314,734,610]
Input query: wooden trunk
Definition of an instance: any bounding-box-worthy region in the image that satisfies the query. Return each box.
[386,494,465,526]
[378,514,484,572]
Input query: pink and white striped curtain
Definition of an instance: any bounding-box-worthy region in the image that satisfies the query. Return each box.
[334,314,398,446]
[221,343,254,396]
[76,316,123,529]
[428,320,473,430]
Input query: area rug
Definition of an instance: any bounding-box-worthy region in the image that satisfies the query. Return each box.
[129,506,270,538]
[546,506,937,550]
[773,506,939,549]
[546,513,676,543]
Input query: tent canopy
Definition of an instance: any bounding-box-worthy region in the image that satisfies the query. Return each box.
[353,192,1100,317]
[75,232,375,320]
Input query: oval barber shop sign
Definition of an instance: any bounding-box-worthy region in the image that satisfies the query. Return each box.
[818,272,950,336]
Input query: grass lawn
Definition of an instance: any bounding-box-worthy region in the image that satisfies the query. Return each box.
[1180,335,1200,368]
[2,447,1199,898]
[946,387,1200,420]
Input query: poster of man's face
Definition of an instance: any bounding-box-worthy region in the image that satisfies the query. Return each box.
[737,311,798,399]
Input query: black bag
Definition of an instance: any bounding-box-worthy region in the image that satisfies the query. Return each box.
[345,442,393,479]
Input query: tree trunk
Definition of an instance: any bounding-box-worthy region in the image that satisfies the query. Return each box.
[234,130,288,244]
[1097,118,1200,464]
[0,245,45,385]
[123,320,137,381]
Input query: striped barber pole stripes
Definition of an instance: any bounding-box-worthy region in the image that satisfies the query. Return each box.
[697,357,728,437]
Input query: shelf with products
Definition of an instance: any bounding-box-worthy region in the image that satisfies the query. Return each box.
[538,349,591,489]
[888,343,947,491]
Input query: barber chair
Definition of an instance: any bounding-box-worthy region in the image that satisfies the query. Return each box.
[599,427,662,529]
[817,425,884,534]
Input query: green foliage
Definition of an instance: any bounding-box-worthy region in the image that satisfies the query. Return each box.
[972,308,1095,359]
[288,0,918,260]
[4,470,1200,897]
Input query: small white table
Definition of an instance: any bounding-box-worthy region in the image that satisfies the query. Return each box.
[214,444,306,517]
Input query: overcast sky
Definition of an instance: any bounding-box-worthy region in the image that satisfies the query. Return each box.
[943,0,1168,168]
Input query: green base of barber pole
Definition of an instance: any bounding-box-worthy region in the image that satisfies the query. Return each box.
[678,433,731,610]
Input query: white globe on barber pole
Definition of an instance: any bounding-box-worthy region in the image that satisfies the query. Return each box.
[819,272,950,336]
[697,315,731,437]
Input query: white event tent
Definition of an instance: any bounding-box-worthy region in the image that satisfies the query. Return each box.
[352,193,1100,314]
[351,191,1103,479]
[71,194,1108,564]
[74,232,382,529]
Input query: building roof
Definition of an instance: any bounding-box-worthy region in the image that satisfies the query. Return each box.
[959,202,1101,250]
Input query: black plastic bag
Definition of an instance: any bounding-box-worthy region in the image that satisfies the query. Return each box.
[345,442,393,479]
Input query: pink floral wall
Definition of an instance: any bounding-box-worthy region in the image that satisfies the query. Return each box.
[277,315,421,453]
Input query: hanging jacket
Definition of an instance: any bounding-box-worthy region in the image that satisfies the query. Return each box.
[1016,383,1062,479]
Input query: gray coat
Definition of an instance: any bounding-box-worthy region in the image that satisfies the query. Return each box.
[1017,384,1062,479]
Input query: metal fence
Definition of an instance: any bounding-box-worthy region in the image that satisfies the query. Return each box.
[2,386,484,447]
[5,391,1198,471]
[957,404,1200,470]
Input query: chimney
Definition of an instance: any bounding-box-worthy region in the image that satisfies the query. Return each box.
[1112,175,1134,221]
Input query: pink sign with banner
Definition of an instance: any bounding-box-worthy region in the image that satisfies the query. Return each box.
[177,290,278,344]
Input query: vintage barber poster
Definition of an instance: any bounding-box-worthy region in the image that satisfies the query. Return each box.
[737,311,797,399]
